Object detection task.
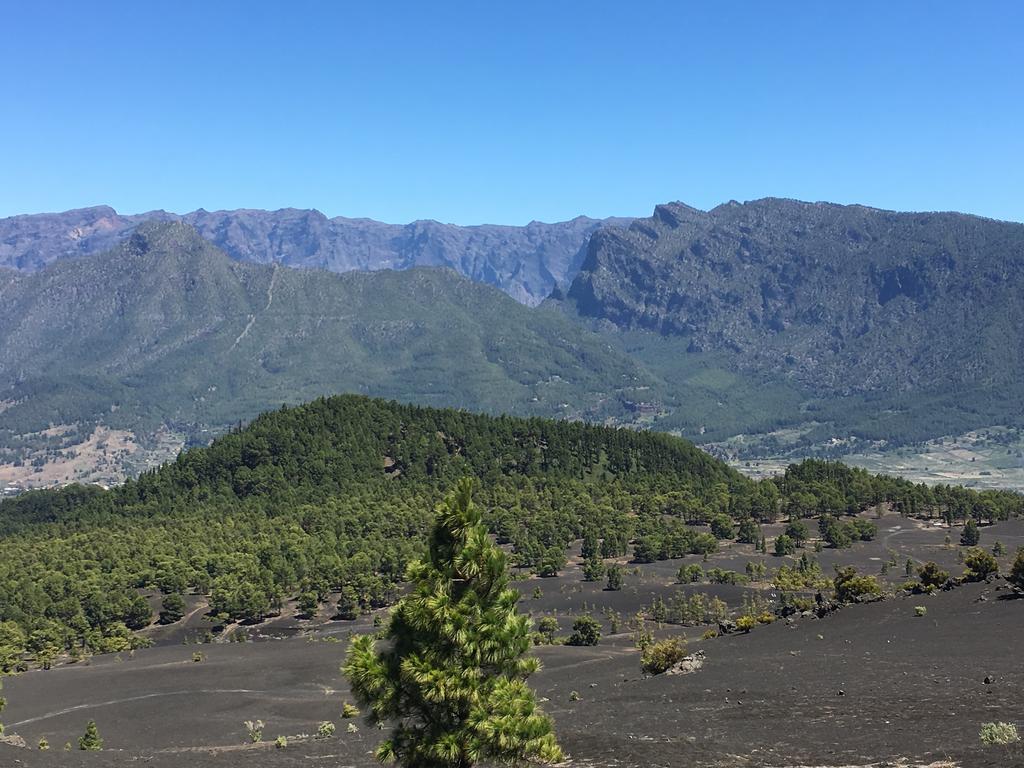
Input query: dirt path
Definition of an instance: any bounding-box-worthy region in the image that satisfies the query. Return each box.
[6,689,269,728]
[230,263,279,350]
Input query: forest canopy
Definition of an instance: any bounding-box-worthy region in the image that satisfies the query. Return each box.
[0,394,1020,667]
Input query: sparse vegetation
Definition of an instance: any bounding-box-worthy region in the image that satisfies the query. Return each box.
[980,721,1019,746]
[568,614,602,647]
[641,637,688,675]
[1010,548,1024,591]
[833,566,882,603]
[78,720,103,751]
[316,721,336,738]
[244,719,264,743]
[963,548,999,582]
[605,565,623,591]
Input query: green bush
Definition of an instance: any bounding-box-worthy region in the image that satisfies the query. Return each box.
[774,534,796,556]
[1008,548,1024,591]
[914,606,927,617]
[676,563,703,583]
[979,721,1019,746]
[78,720,103,751]
[536,617,559,645]
[963,548,999,582]
[567,614,601,647]
[640,638,688,675]
[317,721,336,738]
[916,561,949,591]
[735,615,756,633]
[605,565,623,591]
[833,566,882,603]
[244,719,264,743]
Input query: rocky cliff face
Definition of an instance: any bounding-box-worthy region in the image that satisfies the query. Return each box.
[0,206,629,305]
[564,198,1024,395]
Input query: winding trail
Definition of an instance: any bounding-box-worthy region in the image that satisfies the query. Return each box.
[6,689,269,727]
[230,262,279,351]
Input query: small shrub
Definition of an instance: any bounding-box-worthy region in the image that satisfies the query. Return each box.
[244,719,264,743]
[980,721,1019,746]
[605,565,623,591]
[275,735,287,749]
[568,691,580,701]
[191,651,205,663]
[582,555,605,582]
[701,628,718,640]
[641,638,688,675]
[567,614,601,647]
[346,722,358,733]
[914,606,927,617]
[78,720,103,751]
[735,615,756,633]
[38,737,49,751]
[677,563,703,583]
[833,566,882,603]
[1010,548,1024,591]
[916,561,949,591]
[774,534,796,556]
[963,548,999,582]
[536,616,559,645]
[341,702,360,719]
[317,721,336,738]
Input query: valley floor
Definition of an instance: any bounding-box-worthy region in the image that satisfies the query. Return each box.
[3,516,1023,768]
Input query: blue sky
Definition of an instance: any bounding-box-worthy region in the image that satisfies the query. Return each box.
[2,1,1021,224]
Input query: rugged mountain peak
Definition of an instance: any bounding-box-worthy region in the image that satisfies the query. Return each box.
[564,197,1024,398]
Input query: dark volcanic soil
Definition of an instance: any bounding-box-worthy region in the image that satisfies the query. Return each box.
[3,515,1023,767]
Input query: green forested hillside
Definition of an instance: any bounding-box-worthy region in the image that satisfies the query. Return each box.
[0,395,1019,667]
[0,221,650,461]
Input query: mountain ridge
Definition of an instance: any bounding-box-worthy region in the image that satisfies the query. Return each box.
[0,205,632,305]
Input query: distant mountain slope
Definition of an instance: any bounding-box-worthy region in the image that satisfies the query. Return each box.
[559,198,1024,438]
[0,206,630,305]
[0,221,651,473]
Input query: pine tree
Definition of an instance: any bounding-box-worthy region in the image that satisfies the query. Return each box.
[605,564,623,591]
[961,518,980,546]
[343,479,563,768]
[1009,548,1024,591]
[78,720,103,751]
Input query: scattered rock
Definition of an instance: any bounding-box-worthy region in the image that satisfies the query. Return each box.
[0,734,27,748]
[666,650,706,676]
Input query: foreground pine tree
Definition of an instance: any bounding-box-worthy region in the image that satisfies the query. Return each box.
[343,479,563,767]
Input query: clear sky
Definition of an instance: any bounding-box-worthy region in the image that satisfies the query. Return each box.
[2,1,1021,224]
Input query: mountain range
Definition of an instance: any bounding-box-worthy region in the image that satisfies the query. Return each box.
[1,197,1022,488]
[0,205,630,305]
[556,198,1024,445]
